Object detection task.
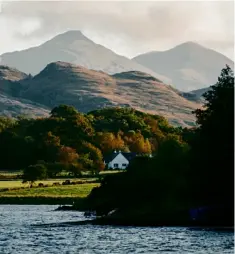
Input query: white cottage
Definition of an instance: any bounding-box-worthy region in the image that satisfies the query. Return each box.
[104,151,136,170]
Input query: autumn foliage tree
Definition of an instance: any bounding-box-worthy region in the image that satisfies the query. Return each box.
[58,146,79,164]
[95,132,125,154]
[124,132,152,154]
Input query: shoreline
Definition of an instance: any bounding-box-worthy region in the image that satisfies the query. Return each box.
[1,201,233,230]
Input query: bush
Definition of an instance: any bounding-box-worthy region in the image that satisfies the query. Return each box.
[22,164,47,185]
[62,180,71,185]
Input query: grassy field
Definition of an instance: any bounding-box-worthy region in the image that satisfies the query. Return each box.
[0,178,99,206]
[0,183,99,198]
[0,179,97,189]
[0,170,120,177]
[0,170,120,204]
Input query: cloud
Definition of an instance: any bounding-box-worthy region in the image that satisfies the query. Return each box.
[0,1,234,59]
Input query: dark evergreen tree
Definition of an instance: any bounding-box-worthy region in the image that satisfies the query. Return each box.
[191,65,234,205]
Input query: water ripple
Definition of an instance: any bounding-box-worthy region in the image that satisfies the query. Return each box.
[0,205,233,254]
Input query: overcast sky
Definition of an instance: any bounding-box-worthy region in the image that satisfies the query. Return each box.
[0,0,234,59]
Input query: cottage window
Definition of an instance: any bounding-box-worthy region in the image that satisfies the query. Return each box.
[122,164,127,167]
[114,163,119,168]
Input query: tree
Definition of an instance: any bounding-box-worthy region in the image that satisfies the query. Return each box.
[54,112,94,148]
[78,142,105,174]
[0,117,15,133]
[67,163,83,177]
[50,105,78,118]
[126,133,152,154]
[58,146,79,164]
[39,132,61,162]
[22,164,47,187]
[95,132,125,153]
[44,162,64,178]
[77,154,94,170]
[191,65,234,204]
[79,142,103,162]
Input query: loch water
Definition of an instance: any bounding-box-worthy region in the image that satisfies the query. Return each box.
[0,205,234,254]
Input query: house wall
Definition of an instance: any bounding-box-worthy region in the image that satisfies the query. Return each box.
[108,153,129,170]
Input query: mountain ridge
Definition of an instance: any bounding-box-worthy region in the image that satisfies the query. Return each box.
[0,62,200,127]
[1,30,232,91]
[137,41,233,62]
[0,30,169,83]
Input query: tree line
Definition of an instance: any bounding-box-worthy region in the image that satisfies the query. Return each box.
[0,99,182,183]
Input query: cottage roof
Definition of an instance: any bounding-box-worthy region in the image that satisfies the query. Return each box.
[104,151,136,163]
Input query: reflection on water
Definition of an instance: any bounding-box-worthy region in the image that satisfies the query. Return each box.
[0,205,234,254]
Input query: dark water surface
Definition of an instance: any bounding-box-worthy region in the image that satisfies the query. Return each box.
[0,205,234,253]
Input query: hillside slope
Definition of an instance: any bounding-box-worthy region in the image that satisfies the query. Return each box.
[0,94,49,117]
[0,65,49,117]
[17,61,200,127]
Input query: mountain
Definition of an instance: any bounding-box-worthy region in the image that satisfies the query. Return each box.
[0,65,28,96]
[0,65,49,117]
[182,87,211,102]
[133,42,234,91]
[9,61,199,127]
[0,30,169,83]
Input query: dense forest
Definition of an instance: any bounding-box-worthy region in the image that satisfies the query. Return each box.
[0,66,233,225]
[0,97,181,180]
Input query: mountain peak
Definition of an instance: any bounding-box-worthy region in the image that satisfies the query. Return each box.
[133,41,233,91]
[45,30,92,45]
[45,61,89,70]
[179,41,202,46]
[171,41,206,52]
[112,71,162,82]
[37,61,75,74]
[34,61,92,80]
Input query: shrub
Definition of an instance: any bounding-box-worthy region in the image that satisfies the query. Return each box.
[62,179,71,185]
[22,164,47,185]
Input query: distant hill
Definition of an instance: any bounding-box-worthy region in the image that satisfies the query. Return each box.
[181,87,211,102]
[0,65,28,81]
[190,87,211,98]
[0,30,169,83]
[133,42,234,91]
[3,61,199,127]
[0,65,49,117]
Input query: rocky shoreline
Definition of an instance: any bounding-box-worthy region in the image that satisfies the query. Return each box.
[53,205,234,229]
